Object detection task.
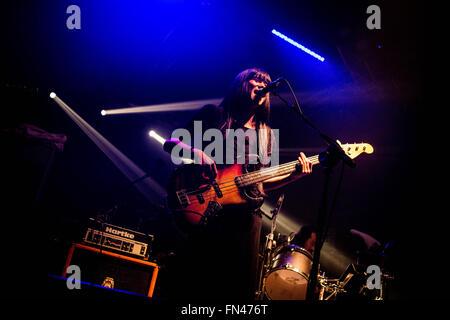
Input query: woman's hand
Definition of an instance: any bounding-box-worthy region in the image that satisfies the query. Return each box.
[192,148,218,180]
[263,152,312,192]
[297,152,313,175]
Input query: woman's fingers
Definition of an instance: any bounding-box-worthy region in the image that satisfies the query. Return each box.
[298,152,312,174]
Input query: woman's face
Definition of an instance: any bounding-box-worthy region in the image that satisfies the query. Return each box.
[248,78,269,106]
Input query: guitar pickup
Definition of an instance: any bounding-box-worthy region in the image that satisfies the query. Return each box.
[196,193,205,204]
[211,180,223,198]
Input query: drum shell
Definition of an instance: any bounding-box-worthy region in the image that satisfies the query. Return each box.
[264,245,313,300]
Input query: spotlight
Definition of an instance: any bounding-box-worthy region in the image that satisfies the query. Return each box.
[148,129,193,164]
[100,98,220,116]
[49,94,166,205]
[272,29,325,62]
[148,130,166,145]
[101,110,107,116]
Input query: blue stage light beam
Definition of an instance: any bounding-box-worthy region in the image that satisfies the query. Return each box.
[272,29,325,62]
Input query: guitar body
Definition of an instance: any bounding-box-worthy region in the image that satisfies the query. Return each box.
[167,163,264,230]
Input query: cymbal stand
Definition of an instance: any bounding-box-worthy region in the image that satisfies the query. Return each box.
[317,275,348,301]
[255,194,285,300]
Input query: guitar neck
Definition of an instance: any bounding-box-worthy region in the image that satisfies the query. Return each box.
[236,155,320,187]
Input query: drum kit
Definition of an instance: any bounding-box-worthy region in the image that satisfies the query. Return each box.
[255,195,392,301]
[256,234,330,300]
[256,237,393,301]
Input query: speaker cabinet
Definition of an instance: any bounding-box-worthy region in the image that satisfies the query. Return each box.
[62,243,159,297]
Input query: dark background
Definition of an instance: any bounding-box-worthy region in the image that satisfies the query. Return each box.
[1,0,430,300]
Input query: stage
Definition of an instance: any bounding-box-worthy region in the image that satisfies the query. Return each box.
[1,0,432,307]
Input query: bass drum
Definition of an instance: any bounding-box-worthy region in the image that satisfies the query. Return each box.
[264,245,313,300]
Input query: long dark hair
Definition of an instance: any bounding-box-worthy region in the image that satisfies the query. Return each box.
[218,67,271,131]
[218,68,273,163]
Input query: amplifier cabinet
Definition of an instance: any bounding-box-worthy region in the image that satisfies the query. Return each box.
[62,243,159,297]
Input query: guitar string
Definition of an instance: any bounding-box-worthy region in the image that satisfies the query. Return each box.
[187,159,302,190]
[181,144,363,196]
[182,142,365,191]
[180,166,313,206]
[181,157,320,206]
[179,167,292,206]
[177,146,367,208]
[181,156,319,202]
[182,155,319,197]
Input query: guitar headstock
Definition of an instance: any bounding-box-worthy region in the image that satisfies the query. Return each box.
[337,141,374,159]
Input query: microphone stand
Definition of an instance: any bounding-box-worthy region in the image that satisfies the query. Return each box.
[272,84,355,301]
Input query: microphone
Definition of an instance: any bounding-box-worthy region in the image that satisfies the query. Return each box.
[255,77,284,96]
